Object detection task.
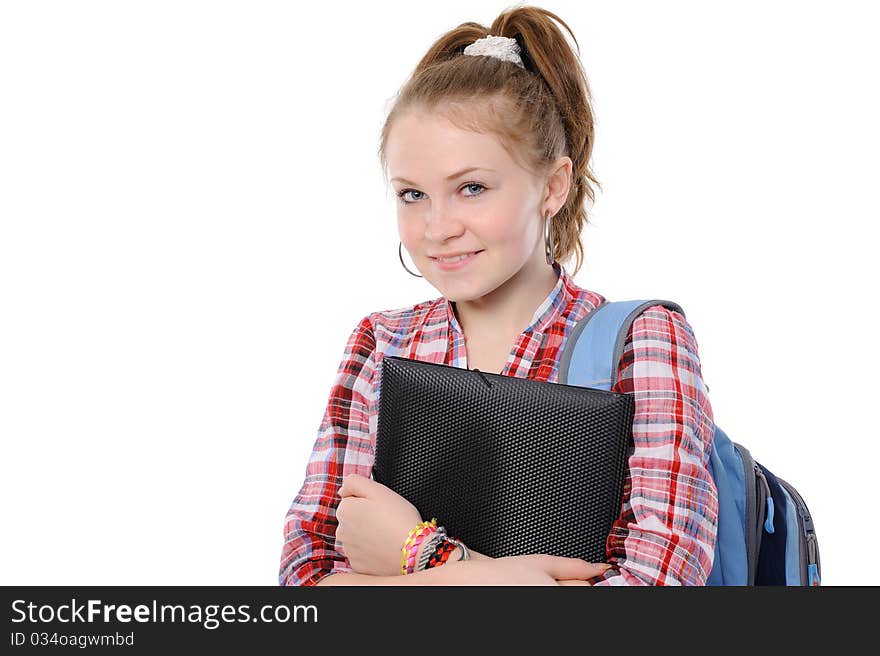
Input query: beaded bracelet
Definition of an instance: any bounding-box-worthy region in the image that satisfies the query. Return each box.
[400,519,437,576]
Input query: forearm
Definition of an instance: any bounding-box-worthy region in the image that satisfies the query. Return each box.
[315,547,490,586]
[316,566,450,586]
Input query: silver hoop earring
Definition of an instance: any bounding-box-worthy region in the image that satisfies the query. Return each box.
[544,209,556,266]
[399,242,423,278]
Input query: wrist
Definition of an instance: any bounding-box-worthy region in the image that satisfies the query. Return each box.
[400,519,474,576]
[400,519,438,575]
[445,546,466,565]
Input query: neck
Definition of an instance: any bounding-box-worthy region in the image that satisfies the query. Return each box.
[452,260,560,340]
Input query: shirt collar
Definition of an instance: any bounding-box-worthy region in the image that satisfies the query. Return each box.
[444,261,574,336]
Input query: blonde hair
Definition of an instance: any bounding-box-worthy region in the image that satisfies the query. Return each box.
[378,5,601,277]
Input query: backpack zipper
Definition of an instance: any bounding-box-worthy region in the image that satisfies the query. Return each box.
[754,465,775,535]
[777,477,821,586]
[807,535,820,586]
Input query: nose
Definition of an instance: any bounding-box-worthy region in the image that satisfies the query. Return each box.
[423,200,465,243]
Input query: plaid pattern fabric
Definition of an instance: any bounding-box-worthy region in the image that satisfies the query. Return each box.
[279,262,718,586]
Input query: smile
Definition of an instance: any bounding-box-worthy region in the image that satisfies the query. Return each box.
[431,250,483,270]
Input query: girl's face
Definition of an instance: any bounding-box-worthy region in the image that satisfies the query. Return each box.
[386,110,557,303]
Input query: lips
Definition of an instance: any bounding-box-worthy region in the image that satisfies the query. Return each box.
[431,250,483,271]
[430,249,484,260]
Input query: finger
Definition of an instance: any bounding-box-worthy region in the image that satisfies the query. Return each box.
[335,497,349,523]
[540,555,613,581]
[581,561,614,577]
[557,579,592,586]
[337,496,367,521]
[338,473,371,498]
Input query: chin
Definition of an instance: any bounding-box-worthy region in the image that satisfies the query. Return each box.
[436,279,496,304]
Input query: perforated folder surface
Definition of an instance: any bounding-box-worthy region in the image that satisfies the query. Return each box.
[373,356,634,562]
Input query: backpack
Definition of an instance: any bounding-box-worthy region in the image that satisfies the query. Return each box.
[558,298,821,586]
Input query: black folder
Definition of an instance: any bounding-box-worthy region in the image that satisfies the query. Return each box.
[372,355,635,562]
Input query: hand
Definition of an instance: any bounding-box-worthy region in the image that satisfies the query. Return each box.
[439,553,612,586]
[336,473,424,577]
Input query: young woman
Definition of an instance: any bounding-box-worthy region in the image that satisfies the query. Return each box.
[279,6,717,586]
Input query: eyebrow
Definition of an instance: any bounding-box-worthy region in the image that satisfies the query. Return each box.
[391,166,496,186]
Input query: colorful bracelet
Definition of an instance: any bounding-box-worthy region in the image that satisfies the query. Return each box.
[400,519,438,575]
[426,538,459,569]
[415,526,448,573]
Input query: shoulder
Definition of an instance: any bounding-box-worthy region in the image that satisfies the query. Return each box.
[616,302,707,394]
[625,303,700,355]
[341,296,439,337]
[331,297,448,390]
[365,296,447,341]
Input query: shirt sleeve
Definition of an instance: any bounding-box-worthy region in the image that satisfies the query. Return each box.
[588,304,719,586]
[278,314,378,586]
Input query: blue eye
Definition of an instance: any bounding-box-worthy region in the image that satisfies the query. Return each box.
[462,183,486,196]
[397,189,425,204]
[396,182,487,205]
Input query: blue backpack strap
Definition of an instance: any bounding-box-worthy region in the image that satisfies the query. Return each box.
[558,299,686,390]
[707,435,750,586]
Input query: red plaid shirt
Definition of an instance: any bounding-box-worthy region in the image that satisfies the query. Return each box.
[279,263,718,586]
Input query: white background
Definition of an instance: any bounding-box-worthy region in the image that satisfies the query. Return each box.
[1,1,877,585]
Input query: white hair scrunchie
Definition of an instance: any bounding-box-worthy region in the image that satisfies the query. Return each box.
[462,35,525,69]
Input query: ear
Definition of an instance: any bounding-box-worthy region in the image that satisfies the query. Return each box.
[543,156,573,216]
